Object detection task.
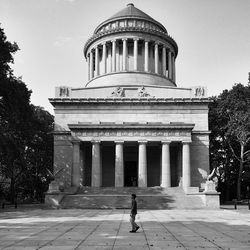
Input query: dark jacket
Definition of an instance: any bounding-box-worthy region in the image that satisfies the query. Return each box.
[131,199,137,215]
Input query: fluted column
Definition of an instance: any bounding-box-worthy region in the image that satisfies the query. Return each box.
[90,50,94,79]
[133,38,138,71]
[144,40,149,72]
[168,50,172,80]
[87,54,90,80]
[182,142,191,189]
[91,141,101,187]
[122,38,127,71]
[72,140,81,187]
[95,46,99,77]
[162,46,166,76]
[172,54,176,82]
[115,141,124,187]
[154,42,159,74]
[161,141,171,188]
[116,43,120,71]
[138,141,147,187]
[102,42,107,74]
[112,40,116,72]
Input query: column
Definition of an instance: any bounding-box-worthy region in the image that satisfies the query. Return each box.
[182,142,191,189]
[162,46,166,76]
[90,50,94,79]
[138,141,147,187]
[168,50,172,80]
[116,43,120,71]
[161,141,171,188]
[72,140,81,187]
[95,46,99,77]
[102,42,107,74]
[87,54,90,80]
[115,141,124,187]
[154,42,159,74]
[91,141,101,187]
[144,40,149,72]
[172,55,176,82]
[133,38,138,71]
[112,40,116,72]
[122,38,127,71]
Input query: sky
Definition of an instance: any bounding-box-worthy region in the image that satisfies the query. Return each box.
[1,0,250,114]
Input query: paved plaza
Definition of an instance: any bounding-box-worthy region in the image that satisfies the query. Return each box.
[0,207,250,250]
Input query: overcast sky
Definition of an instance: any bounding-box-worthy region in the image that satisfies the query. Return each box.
[1,0,250,114]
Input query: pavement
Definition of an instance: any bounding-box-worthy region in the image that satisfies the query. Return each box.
[0,207,250,250]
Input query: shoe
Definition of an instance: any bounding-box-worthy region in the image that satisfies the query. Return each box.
[129,230,136,233]
[135,226,140,232]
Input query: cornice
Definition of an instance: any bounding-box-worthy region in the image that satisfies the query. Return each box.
[49,97,212,106]
[68,122,195,130]
[83,26,178,58]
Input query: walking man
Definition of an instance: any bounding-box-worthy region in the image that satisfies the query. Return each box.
[130,193,140,233]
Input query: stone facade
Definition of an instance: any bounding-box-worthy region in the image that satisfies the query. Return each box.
[49,4,212,194]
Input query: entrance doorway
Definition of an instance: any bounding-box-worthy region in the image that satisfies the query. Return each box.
[124,161,138,187]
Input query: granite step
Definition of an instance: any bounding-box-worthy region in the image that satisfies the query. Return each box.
[60,187,205,209]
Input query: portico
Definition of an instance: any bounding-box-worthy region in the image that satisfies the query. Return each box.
[68,122,193,189]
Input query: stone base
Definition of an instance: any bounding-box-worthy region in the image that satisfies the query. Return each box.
[45,193,65,208]
[200,192,220,208]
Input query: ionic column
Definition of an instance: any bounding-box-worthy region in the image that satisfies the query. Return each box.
[116,43,120,71]
[90,50,94,79]
[115,141,124,187]
[134,38,138,71]
[138,141,147,187]
[168,50,172,79]
[102,42,107,74]
[154,42,159,74]
[162,46,166,76]
[95,46,99,77]
[182,142,191,189]
[72,140,81,187]
[112,40,116,72]
[161,141,171,188]
[122,38,127,71]
[87,54,90,80]
[172,55,176,82]
[91,140,101,187]
[144,40,149,72]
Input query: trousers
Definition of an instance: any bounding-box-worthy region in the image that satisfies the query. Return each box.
[130,214,139,230]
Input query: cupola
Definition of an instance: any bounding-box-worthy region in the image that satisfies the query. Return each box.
[83,3,178,88]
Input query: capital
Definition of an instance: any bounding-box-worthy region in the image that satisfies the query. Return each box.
[138,140,147,144]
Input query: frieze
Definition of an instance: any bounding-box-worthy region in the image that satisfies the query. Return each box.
[73,130,190,138]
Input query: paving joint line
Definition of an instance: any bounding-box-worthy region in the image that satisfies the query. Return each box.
[0,209,94,250]
[74,209,114,250]
[165,212,225,250]
[138,212,150,250]
[149,210,188,250]
[111,209,125,250]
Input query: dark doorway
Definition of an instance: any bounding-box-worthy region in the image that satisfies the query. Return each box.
[124,161,138,187]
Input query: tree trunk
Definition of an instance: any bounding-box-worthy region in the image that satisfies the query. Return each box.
[237,143,244,200]
[10,177,15,204]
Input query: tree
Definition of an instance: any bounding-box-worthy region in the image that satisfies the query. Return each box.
[0,25,54,203]
[209,83,250,201]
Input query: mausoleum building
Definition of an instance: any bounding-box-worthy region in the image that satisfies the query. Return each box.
[49,4,211,195]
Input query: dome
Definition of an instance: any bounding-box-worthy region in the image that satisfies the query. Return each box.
[83,4,178,89]
[94,3,167,34]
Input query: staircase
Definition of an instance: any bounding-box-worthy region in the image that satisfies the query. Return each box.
[59,187,205,209]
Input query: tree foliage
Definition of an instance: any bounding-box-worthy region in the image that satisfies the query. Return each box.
[0,25,54,203]
[209,83,250,201]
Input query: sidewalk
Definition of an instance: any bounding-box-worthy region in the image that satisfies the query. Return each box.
[0,208,250,250]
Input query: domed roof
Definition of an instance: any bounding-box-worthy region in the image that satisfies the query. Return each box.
[94,3,167,34]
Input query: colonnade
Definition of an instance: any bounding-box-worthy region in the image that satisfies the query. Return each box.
[72,140,191,189]
[87,38,176,82]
